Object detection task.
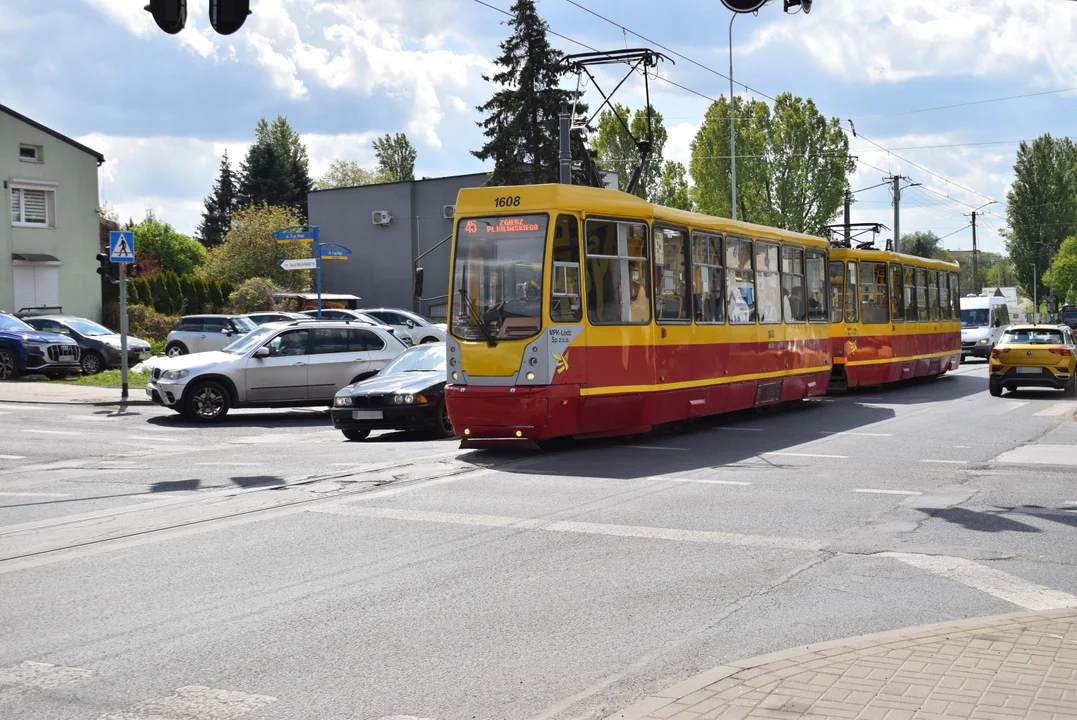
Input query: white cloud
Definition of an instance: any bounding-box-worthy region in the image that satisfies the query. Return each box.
[84,0,217,58]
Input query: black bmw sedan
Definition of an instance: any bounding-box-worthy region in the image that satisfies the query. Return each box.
[331,343,453,441]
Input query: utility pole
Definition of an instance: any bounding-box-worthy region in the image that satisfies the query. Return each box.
[843,189,852,245]
[890,176,903,253]
[558,102,572,185]
[966,202,996,296]
[728,13,738,221]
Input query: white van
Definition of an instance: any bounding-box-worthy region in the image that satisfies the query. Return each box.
[960,295,1011,359]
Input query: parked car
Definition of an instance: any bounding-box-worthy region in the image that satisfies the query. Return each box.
[0,311,81,380]
[146,320,407,421]
[23,315,151,375]
[331,343,452,441]
[361,308,446,345]
[299,309,414,346]
[989,324,1077,397]
[164,314,258,357]
[244,311,309,325]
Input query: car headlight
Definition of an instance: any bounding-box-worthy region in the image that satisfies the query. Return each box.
[978,339,989,344]
[393,394,404,404]
[161,369,190,380]
[334,396,353,407]
[24,340,48,350]
[105,340,122,349]
[404,394,415,404]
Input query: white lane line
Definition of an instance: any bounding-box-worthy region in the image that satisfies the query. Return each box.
[716,426,764,432]
[647,476,751,486]
[1034,402,1077,417]
[128,435,180,442]
[0,660,92,701]
[953,445,970,449]
[993,401,1029,414]
[921,459,969,465]
[880,552,1077,611]
[0,403,45,410]
[97,685,276,720]
[820,431,892,437]
[852,489,922,496]
[195,462,260,466]
[20,429,80,436]
[1065,501,1077,506]
[763,452,848,459]
[377,716,435,720]
[626,445,689,451]
[0,491,72,498]
[0,455,26,460]
[310,505,819,551]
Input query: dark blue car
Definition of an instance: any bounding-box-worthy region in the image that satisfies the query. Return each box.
[0,312,81,380]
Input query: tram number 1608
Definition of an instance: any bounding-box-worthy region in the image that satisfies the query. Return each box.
[494,195,521,208]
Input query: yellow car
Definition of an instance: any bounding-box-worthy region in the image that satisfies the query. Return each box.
[989,324,1077,397]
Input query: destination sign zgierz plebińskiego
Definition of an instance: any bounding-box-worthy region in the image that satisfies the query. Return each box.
[463,217,542,234]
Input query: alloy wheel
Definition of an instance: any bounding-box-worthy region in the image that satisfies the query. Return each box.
[167,345,185,357]
[81,352,102,375]
[192,386,225,418]
[0,350,14,380]
[439,402,455,437]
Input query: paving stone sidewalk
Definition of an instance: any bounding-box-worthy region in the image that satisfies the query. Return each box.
[0,381,151,406]
[607,609,1077,720]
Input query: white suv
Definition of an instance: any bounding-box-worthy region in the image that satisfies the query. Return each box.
[164,315,258,356]
[147,320,407,421]
[361,308,446,345]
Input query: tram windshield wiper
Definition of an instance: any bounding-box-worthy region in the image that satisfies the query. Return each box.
[458,289,497,347]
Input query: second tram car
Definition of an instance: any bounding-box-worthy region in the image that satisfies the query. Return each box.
[444,184,960,443]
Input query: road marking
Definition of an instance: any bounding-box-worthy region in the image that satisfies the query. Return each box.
[0,454,26,460]
[0,491,71,498]
[819,431,892,437]
[647,476,751,486]
[0,660,92,701]
[880,552,1077,611]
[1034,402,1077,417]
[310,505,819,551]
[98,685,276,720]
[1065,501,1077,506]
[0,403,45,410]
[20,429,80,436]
[952,445,970,448]
[128,435,180,442]
[763,452,848,459]
[196,462,260,466]
[625,445,689,451]
[995,444,1077,466]
[993,401,1029,414]
[852,489,922,496]
[716,426,763,432]
[921,459,969,465]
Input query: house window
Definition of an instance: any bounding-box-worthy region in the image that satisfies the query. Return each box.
[19,144,42,162]
[10,185,54,227]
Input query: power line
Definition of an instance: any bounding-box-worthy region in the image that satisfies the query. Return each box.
[851,87,1077,121]
[854,130,996,204]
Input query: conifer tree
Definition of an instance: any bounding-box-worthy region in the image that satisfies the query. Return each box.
[197,151,237,248]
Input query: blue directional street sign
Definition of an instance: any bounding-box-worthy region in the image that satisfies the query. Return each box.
[109,231,135,263]
[273,226,316,243]
[320,244,351,261]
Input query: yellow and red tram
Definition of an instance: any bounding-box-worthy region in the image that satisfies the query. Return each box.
[443,184,959,443]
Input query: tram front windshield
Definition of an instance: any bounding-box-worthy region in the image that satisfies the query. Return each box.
[451,214,547,341]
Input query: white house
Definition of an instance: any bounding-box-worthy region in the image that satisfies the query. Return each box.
[1,104,104,320]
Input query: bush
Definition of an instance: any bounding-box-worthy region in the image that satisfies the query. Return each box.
[226,278,280,314]
[126,304,180,342]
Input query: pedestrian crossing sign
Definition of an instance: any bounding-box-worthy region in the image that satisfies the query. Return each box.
[109,231,135,263]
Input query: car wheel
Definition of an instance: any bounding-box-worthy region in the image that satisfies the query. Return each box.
[1066,375,1077,398]
[434,399,455,438]
[989,381,1003,397]
[183,380,230,422]
[0,348,19,380]
[165,342,188,357]
[342,428,370,442]
[80,350,105,375]
[420,336,439,344]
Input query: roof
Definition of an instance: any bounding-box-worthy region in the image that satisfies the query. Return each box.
[273,293,362,301]
[0,104,105,163]
[1004,324,1068,331]
[309,171,488,194]
[12,253,61,263]
[830,246,960,271]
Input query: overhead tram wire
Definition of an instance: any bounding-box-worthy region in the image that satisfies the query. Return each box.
[852,130,996,204]
[851,87,1077,121]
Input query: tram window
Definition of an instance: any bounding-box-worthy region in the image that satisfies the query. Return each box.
[806,249,828,322]
[859,261,890,324]
[585,219,651,325]
[781,245,806,323]
[844,261,859,323]
[939,270,952,320]
[951,273,961,318]
[654,226,690,323]
[726,236,756,324]
[829,261,844,323]
[928,270,940,321]
[904,266,917,322]
[692,231,724,324]
[550,214,582,323]
[890,262,904,322]
[915,267,929,322]
[756,242,781,324]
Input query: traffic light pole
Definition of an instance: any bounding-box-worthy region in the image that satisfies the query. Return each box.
[119,266,129,402]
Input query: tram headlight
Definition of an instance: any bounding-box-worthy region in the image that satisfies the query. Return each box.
[452,371,460,380]
[526,371,535,381]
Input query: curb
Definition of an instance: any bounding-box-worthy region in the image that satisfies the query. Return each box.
[0,396,154,407]
[603,607,1077,720]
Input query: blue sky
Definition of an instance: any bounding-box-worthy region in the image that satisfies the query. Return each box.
[3,0,1076,253]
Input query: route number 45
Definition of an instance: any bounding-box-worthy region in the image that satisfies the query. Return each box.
[494,195,521,208]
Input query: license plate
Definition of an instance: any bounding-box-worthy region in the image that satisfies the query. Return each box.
[352,410,383,420]
[1016,367,1041,374]
[138,352,150,360]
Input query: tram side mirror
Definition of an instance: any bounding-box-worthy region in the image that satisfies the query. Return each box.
[414,267,424,298]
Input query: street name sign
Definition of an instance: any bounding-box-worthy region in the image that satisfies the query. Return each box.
[320,244,351,261]
[274,227,316,244]
[109,231,135,262]
[280,258,318,271]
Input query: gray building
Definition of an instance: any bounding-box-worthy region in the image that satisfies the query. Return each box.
[308,172,488,320]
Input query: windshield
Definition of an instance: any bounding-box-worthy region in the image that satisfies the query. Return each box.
[1063,309,1077,325]
[960,308,989,327]
[222,326,276,354]
[381,344,446,373]
[67,319,113,336]
[0,314,34,332]
[232,316,257,332]
[1002,329,1065,344]
[451,214,547,341]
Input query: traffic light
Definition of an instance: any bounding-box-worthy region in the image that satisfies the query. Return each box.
[210,0,252,35]
[144,0,186,34]
[1048,294,1059,315]
[783,0,812,12]
[96,253,118,284]
[125,263,143,279]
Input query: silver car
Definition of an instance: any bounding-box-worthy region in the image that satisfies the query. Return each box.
[164,314,258,357]
[361,308,446,345]
[299,309,415,346]
[146,320,407,421]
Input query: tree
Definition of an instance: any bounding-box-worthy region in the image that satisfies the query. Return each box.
[201,203,311,291]
[226,278,281,314]
[257,116,313,209]
[592,105,668,199]
[1005,134,1077,301]
[690,93,853,235]
[132,217,207,277]
[373,133,417,182]
[315,159,382,190]
[197,151,237,248]
[237,116,313,216]
[1045,236,1077,303]
[654,161,692,211]
[901,231,944,259]
[472,0,583,186]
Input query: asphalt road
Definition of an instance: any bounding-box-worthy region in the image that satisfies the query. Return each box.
[2,361,1076,720]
